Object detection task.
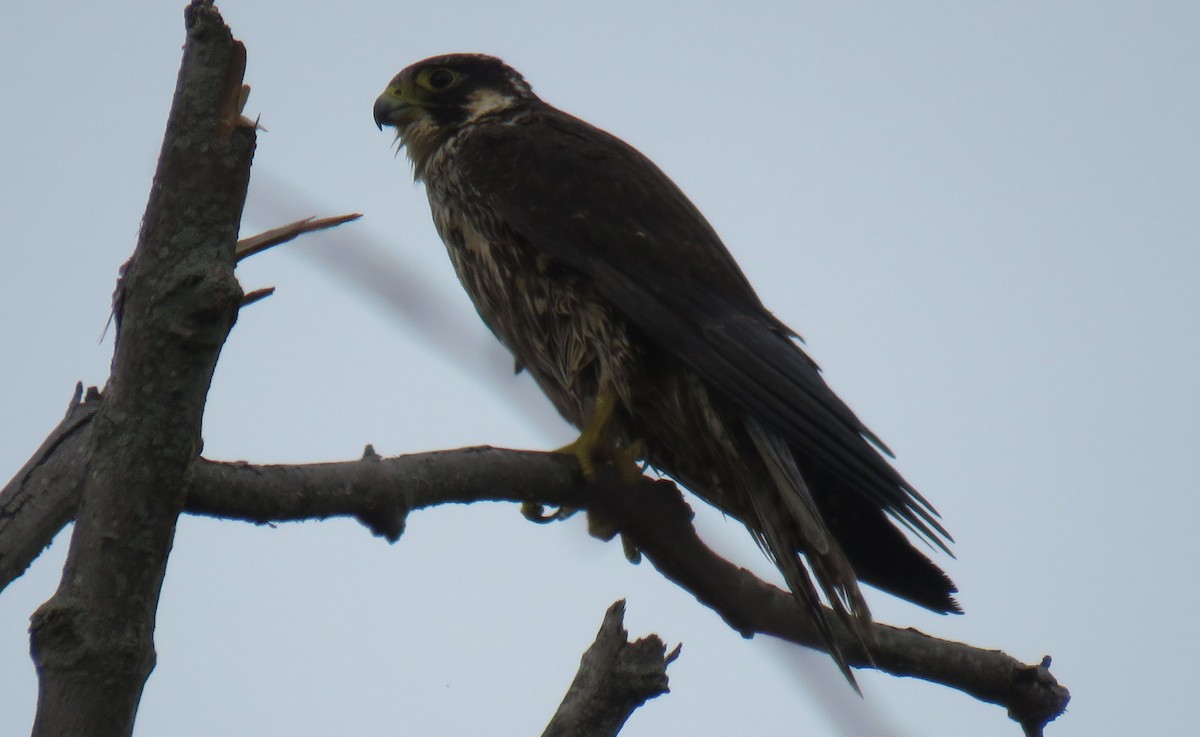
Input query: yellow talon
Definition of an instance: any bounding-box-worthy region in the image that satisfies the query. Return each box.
[555,389,618,479]
[554,388,644,481]
[529,387,646,545]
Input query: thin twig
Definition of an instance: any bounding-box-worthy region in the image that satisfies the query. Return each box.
[235,213,362,261]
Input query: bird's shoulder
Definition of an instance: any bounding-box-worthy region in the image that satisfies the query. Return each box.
[449,103,775,318]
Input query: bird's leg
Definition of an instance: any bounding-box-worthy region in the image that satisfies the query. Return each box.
[522,389,620,524]
[523,386,644,493]
[558,386,646,482]
[559,388,618,479]
[523,387,646,562]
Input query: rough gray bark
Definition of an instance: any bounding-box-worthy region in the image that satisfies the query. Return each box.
[0,385,101,588]
[541,601,679,737]
[26,3,255,736]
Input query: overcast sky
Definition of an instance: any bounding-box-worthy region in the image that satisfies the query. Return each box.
[2,3,1197,736]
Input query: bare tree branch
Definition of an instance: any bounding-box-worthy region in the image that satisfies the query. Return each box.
[577,470,1070,737]
[540,600,679,737]
[1,420,1070,735]
[235,213,362,261]
[0,385,101,589]
[184,451,1069,735]
[26,3,255,736]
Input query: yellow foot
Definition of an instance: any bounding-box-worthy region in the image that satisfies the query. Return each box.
[525,386,646,561]
[554,387,618,478]
[556,435,600,480]
[556,435,645,480]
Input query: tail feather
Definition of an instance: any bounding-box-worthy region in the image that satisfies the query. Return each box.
[744,497,860,689]
[744,417,873,687]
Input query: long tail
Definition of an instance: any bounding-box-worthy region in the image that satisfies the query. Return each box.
[744,417,872,688]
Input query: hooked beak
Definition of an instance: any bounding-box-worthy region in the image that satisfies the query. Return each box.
[374,89,416,131]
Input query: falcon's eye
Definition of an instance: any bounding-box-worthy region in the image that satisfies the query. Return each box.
[420,67,460,92]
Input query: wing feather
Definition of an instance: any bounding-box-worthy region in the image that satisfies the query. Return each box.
[457,108,950,549]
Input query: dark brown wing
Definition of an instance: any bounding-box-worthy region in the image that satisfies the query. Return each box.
[457,105,951,551]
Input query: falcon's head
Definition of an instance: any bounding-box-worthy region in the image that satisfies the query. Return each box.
[374,54,536,175]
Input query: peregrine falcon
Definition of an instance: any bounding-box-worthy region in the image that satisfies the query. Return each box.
[374,54,959,681]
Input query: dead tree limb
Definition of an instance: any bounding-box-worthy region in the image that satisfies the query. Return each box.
[2,429,1070,736]
[26,3,255,736]
[540,600,679,737]
[236,213,363,261]
[184,451,1069,736]
[0,385,101,588]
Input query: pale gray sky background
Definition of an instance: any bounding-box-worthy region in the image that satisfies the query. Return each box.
[2,3,1197,736]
